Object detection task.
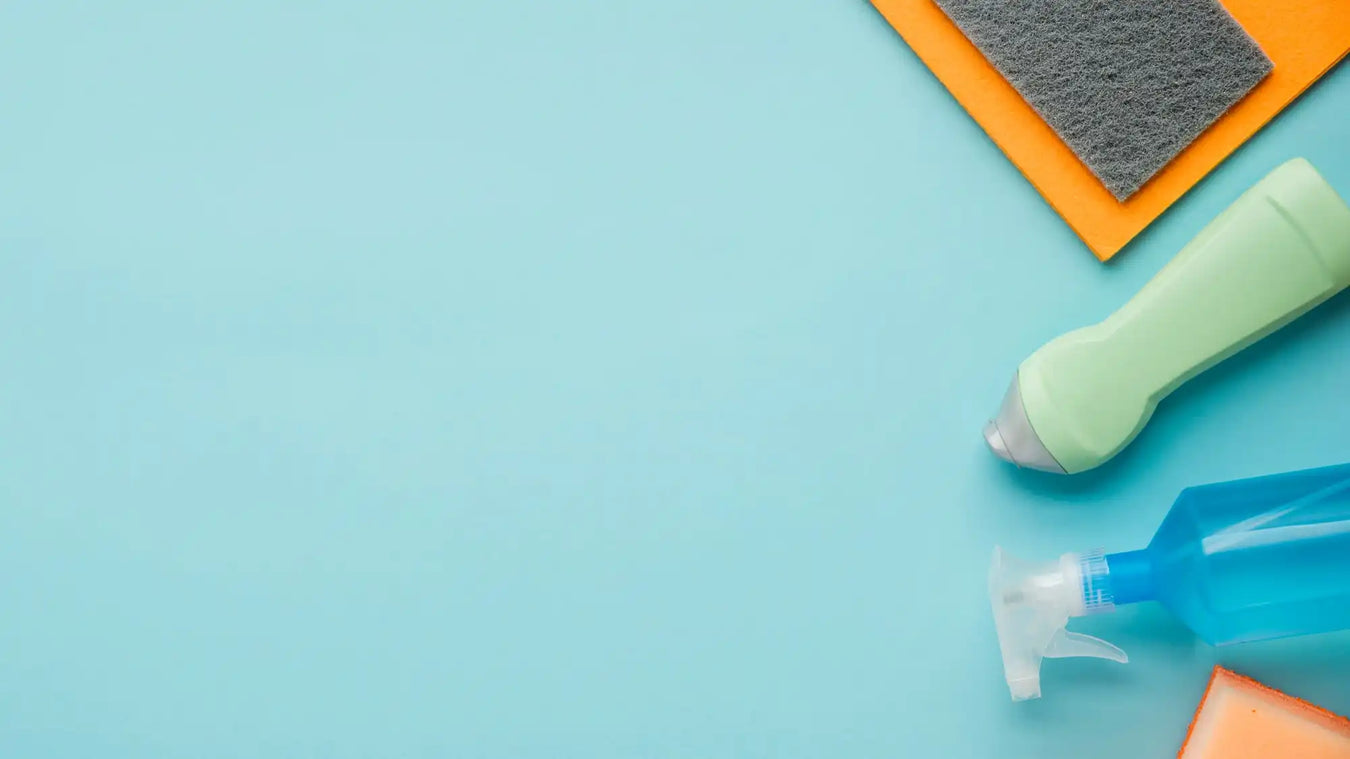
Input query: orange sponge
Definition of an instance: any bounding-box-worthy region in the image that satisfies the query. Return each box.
[1180,667,1350,758]
[869,0,1350,260]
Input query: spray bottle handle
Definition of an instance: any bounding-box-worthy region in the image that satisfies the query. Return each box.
[990,548,1130,701]
[1044,629,1128,662]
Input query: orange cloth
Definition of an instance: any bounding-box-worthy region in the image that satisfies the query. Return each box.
[870,0,1350,260]
[1180,667,1350,758]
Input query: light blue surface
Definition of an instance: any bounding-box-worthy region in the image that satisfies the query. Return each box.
[1,2,1347,756]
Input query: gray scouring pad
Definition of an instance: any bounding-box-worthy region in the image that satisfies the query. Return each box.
[932,0,1273,201]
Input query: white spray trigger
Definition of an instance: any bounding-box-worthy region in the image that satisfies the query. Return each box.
[988,547,1127,701]
[1044,629,1127,662]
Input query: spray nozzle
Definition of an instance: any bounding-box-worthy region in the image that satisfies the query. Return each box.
[989,547,1128,701]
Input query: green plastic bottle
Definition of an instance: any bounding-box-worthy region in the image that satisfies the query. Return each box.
[984,158,1350,474]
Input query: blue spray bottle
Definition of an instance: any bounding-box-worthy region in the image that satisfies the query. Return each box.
[990,463,1350,701]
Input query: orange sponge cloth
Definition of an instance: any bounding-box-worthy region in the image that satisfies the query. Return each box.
[869,0,1350,260]
[1180,667,1350,759]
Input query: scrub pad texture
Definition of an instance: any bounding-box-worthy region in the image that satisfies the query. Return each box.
[932,0,1273,200]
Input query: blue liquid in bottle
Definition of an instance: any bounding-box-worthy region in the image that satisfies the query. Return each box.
[1106,462,1350,645]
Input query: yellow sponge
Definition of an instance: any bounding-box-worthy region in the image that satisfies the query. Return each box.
[1180,667,1350,758]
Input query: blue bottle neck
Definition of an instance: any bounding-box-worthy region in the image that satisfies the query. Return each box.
[1104,549,1156,606]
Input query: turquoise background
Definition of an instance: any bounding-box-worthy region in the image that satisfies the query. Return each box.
[2,2,1348,756]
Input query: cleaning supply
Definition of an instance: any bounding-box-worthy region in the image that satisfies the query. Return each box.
[990,462,1350,701]
[984,158,1350,475]
[931,0,1271,200]
[868,0,1350,258]
[1181,667,1350,758]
